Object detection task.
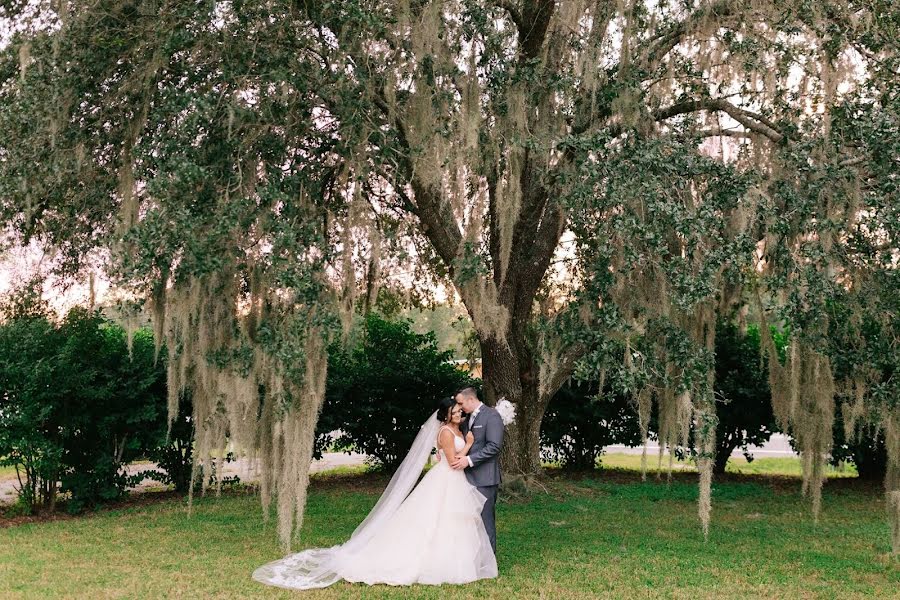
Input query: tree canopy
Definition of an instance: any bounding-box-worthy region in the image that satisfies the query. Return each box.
[1,1,897,551]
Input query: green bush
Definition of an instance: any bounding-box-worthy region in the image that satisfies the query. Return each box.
[0,289,168,513]
[540,381,643,470]
[542,322,785,473]
[709,322,781,474]
[55,308,168,512]
[0,290,67,512]
[315,313,474,470]
[829,407,887,480]
[142,393,195,494]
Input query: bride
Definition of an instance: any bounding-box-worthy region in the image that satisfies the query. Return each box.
[252,396,498,589]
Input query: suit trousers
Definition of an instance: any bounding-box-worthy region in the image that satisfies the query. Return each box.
[476,484,498,554]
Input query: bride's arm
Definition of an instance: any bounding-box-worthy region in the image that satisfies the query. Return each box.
[456,431,475,456]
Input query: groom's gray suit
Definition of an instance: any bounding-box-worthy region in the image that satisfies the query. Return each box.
[461,403,503,553]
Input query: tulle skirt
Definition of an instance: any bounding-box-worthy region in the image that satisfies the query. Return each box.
[252,460,497,589]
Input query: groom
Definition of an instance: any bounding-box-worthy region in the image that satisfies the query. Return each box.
[451,386,503,553]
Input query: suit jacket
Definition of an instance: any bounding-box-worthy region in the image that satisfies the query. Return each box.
[461,404,504,487]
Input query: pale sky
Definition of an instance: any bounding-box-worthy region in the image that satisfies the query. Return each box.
[0,238,109,315]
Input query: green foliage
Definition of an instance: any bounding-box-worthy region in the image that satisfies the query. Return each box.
[142,394,194,494]
[0,298,167,513]
[709,322,779,474]
[0,286,66,513]
[540,381,642,470]
[563,133,759,384]
[403,304,475,361]
[830,421,887,481]
[545,322,787,474]
[315,313,473,470]
[562,321,775,480]
[55,309,168,512]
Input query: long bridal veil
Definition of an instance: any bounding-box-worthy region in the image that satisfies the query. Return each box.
[252,410,441,590]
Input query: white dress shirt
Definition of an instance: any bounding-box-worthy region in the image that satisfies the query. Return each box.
[466,403,483,467]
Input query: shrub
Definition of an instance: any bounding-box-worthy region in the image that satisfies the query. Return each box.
[53,309,168,511]
[541,322,785,473]
[0,292,169,513]
[142,393,195,493]
[541,380,643,470]
[315,314,474,470]
[0,289,68,513]
[710,322,781,474]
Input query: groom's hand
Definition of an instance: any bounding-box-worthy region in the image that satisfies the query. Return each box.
[450,457,468,470]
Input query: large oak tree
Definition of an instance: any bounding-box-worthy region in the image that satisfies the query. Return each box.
[1,1,897,550]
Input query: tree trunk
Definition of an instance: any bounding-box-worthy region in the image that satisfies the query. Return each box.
[713,440,737,475]
[403,68,572,480]
[853,436,888,481]
[479,330,547,478]
[47,479,57,513]
[498,393,545,477]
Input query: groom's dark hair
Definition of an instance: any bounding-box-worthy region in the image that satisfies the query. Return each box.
[454,386,480,401]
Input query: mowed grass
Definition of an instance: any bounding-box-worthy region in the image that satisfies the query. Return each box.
[1,469,897,599]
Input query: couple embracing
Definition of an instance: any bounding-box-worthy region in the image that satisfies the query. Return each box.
[252,386,505,590]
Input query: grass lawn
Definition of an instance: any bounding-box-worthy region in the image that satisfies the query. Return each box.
[0,465,17,479]
[1,469,897,599]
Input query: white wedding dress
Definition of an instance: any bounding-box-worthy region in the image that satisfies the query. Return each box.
[252,414,497,589]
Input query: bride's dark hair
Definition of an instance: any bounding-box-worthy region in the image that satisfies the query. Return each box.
[436,396,456,423]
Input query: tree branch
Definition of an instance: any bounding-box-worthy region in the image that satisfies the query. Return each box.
[369,92,466,280]
[517,0,556,62]
[638,0,740,73]
[408,178,464,278]
[653,98,785,143]
[573,0,743,137]
[509,196,567,327]
[838,156,866,168]
[540,340,588,406]
[695,128,754,139]
[492,0,524,32]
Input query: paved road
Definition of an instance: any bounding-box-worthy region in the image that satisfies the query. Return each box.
[0,436,798,506]
[604,433,797,457]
